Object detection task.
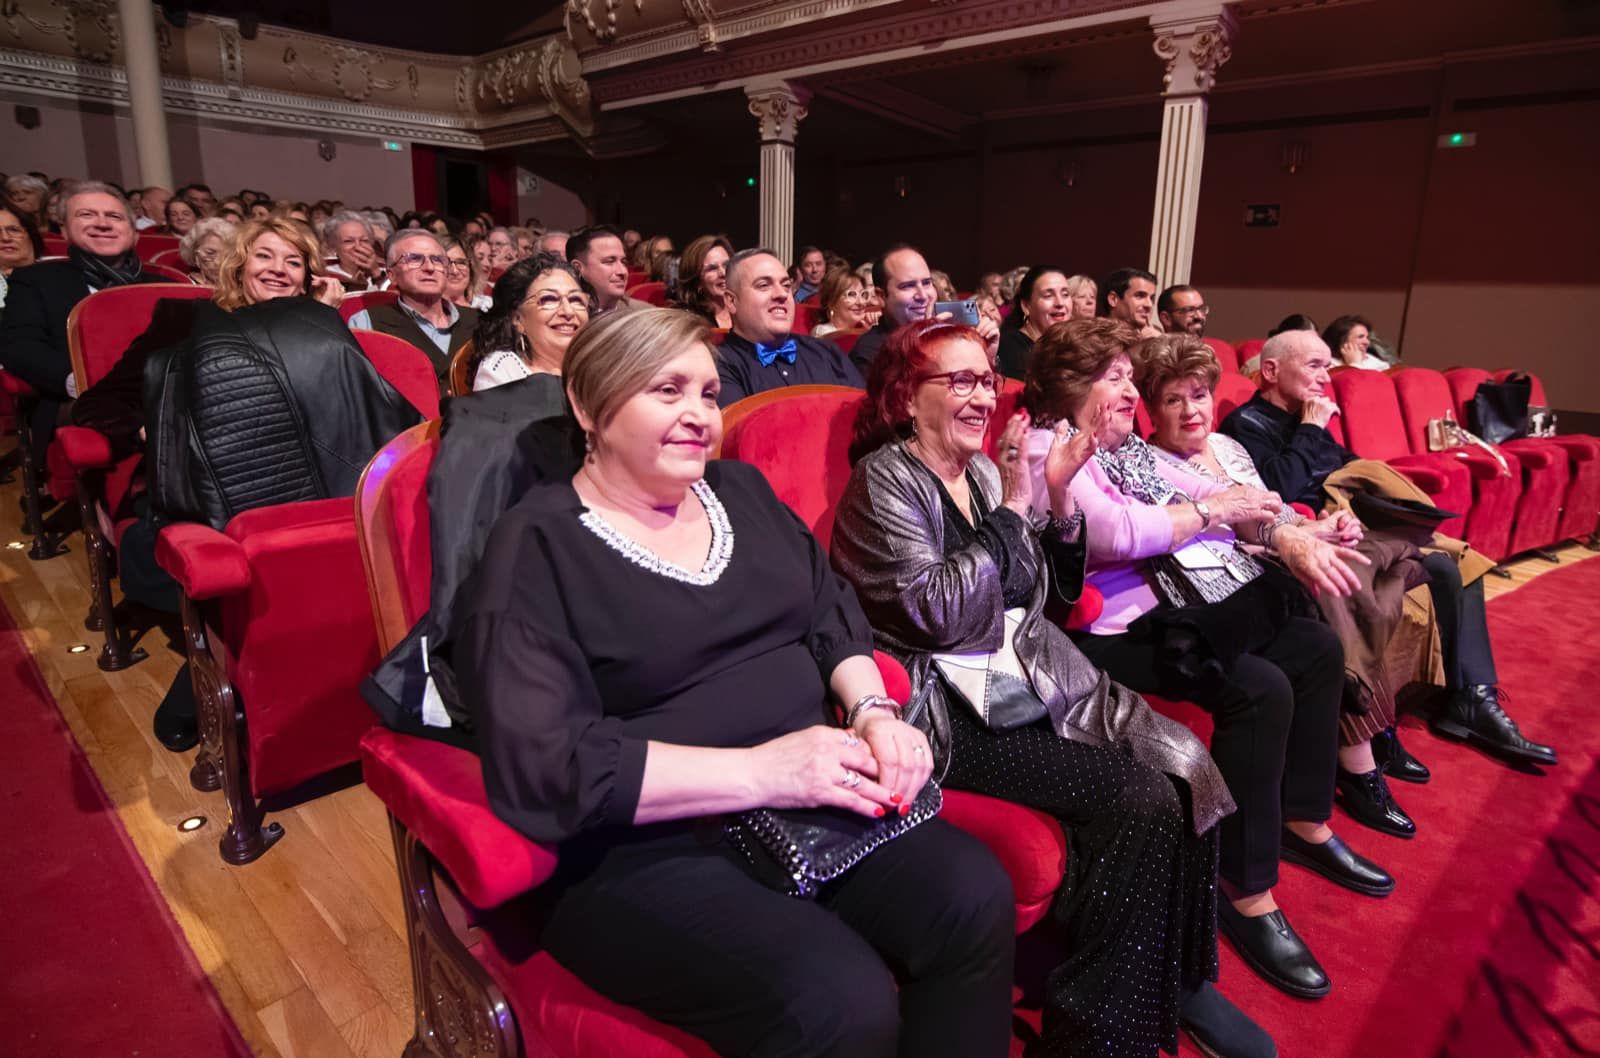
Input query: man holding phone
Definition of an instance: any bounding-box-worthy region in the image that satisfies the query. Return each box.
[850,244,1000,375]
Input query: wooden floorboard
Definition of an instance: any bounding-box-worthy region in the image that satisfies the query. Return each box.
[0,471,1592,1056]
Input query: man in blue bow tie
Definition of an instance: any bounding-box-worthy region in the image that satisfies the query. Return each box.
[715,248,864,407]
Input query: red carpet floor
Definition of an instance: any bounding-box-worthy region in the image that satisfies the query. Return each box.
[0,599,252,1057]
[1184,556,1600,1058]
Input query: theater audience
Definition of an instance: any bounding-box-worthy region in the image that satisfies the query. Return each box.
[1322,315,1388,370]
[458,307,1016,1058]
[1065,274,1097,320]
[165,196,199,237]
[794,245,827,302]
[135,185,171,230]
[811,266,870,338]
[568,225,646,315]
[346,230,477,385]
[178,183,217,216]
[974,293,1002,328]
[1140,334,1435,838]
[832,318,1272,1058]
[5,173,50,232]
[0,205,44,310]
[536,229,569,258]
[975,271,1002,303]
[468,254,587,401]
[931,269,957,302]
[70,216,346,749]
[512,227,536,259]
[1100,267,1162,338]
[999,265,1027,303]
[323,210,384,291]
[1219,330,1557,768]
[715,249,862,406]
[851,245,999,376]
[179,217,234,286]
[486,227,518,271]
[1242,315,1318,374]
[1024,316,1388,1003]
[996,266,1071,379]
[1158,285,1209,337]
[440,236,492,312]
[674,233,733,328]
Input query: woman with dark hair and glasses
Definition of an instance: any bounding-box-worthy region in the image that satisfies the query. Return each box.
[831,318,1272,1058]
[468,253,590,398]
[0,203,45,311]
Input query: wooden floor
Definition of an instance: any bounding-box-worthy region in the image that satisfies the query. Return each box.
[0,469,1593,1058]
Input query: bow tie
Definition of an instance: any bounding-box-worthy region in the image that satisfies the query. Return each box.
[755,339,798,366]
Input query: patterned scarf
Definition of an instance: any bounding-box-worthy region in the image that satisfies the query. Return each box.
[1063,422,1188,506]
[68,245,145,290]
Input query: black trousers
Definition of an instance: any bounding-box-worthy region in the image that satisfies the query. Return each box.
[540,818,1016,1058]
[943,705,1218,1058]
[1419,551,1497,688]
[1076,616,1343,895]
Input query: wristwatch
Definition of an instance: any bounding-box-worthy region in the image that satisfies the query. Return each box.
[1194,500,1212,530]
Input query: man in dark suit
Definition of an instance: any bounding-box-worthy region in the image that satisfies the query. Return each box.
[346,230,477,389]
[715,249,862,407]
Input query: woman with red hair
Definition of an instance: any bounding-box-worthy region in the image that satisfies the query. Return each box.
[831,319,1272,1058]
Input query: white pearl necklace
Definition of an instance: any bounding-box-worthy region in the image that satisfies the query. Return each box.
[578,479,734,587]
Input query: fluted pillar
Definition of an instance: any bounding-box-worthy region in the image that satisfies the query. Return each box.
[116,0,173,189]
[745,80,809,266]
[1146,6,1234,287]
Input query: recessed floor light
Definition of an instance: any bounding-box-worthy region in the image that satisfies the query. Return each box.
[6,541,24,550]
[178,815,207,832]
[67,644,91,654]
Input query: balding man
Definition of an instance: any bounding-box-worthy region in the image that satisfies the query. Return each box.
[1220,331,1557,768]
[715,248,862,406]
[346,230,478,386]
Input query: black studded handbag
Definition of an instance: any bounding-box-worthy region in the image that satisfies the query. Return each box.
[723,780,943,898]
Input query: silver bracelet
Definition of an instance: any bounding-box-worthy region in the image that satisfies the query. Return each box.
[846,693,902,729]
[1259,522,1278,551]
[1044,508,1085,540]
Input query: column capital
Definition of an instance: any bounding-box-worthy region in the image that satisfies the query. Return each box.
[745,80,811,144]
[1149,4,1236,97]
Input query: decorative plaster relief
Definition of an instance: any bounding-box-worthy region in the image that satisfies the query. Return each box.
[2,0,117,62]
[282,42,408,103]
[1151,10,1234,95]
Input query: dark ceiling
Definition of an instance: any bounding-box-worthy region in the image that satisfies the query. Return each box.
[160,0,567,56]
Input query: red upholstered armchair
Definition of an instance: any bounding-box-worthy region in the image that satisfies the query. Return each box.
[134,233,180,262]
[1392,367,1565,557]
[1202,337,1238,374]
[1212,372,1258,426]
[1234,338,1266,373]
[627,281,669,306]
[1327,367,1499,552]
[338,289,400,323]
[718,384,1073,933]
[55,284,216,669]
[826,327,868,355]
[152,337,439,864]
[0,368,68,560]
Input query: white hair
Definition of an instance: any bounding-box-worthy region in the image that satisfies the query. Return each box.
[179,216,238,266]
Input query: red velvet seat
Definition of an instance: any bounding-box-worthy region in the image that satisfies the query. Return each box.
[1202,337,1238,374]
[152,335,439,864]
[338,289,400,323]
[134,234,180,262]
[718,384,1072,933]
[792,301,820,335]
[825,327,867,355]
[148,248,186,270]
[1212,372,1257,426]
[42,233,68,256]
[1326,368,1486,546]
[627,281,669,307]
[141,262,195,283]
[56,284,216,667]
[1234,338,1266,372]
[1392,367,1565,555]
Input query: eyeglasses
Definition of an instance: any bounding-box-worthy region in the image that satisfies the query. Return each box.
[839,290,867,303]
[0,224,26,238]
[919,370,999,397]
[393,252,447,271]
[523,292,591,314]
[445,258,470,273]
[1169,304,1210,316]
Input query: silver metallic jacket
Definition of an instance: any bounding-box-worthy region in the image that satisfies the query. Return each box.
[830,442,1234,835]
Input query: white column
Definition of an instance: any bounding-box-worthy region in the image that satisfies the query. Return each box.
[1146,7,1234,287]
[116,0,174,189]
[745,80,810,266]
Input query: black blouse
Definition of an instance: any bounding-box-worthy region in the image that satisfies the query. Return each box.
[456,459,875,843]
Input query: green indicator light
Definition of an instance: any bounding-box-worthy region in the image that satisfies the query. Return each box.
[746,176,756,188]
[1449,133,1464,145]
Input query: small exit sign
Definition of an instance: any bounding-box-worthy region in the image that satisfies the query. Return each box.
[382,141,403,152]
[1438,132,1477,149]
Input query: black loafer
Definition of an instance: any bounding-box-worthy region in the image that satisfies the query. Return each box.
[1336,767,1416,839]
[1372,727,1430,784]
[1280,829,1394,897]
[1431,685,1557,767]
[1180,981,1278,1058]
[1217,902,1330,1000]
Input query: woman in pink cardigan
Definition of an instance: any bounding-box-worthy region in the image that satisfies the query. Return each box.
[1021,317,1383,1005]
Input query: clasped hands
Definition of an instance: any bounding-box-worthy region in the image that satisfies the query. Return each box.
[754,711,933,820]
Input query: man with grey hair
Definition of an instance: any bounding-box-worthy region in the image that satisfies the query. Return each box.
[346,229,477,385]
[536,229,569,258]
[322,209,384,291]
[4,173,49,229]
[1220,329,1558,768]
[715,247,861,406]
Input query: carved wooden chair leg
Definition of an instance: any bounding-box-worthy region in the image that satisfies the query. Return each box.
[392,816,521,1058]
[180,595,282,863]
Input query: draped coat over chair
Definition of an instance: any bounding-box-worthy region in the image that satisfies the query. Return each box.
[829,441,1234,835]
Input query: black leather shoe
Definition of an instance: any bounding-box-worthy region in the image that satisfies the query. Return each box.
[1280,829,1395,897]
[1371,726,1430,784]
[1180,981,1278,1058]
[152,666,198,753]
[1336,766,1416,839]
[1217,902,1330,1000]
[1431,685,1557,766]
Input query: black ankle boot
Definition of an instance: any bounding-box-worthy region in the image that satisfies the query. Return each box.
[1430,685,1557,766]
[1336,766,1416,839]
[152,663,198,752]
[1180,981,1277,1058]
[1371,727,1430,784]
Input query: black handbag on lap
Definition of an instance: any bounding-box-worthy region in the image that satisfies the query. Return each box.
[1468,374,1533,445]
[725,781,942,898]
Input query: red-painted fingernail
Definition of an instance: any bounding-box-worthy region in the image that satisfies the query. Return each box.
[899,804,911,816]
[890,793,902,803]
[875,807,887,818]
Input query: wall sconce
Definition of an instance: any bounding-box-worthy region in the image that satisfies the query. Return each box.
[1056,160,1079,188]
[1281,141,1307,176]
[893,175,909,199]
[15,105,40,130]
[317,140,337,162]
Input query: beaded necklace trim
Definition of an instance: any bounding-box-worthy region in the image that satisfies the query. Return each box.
[578,479,734,587]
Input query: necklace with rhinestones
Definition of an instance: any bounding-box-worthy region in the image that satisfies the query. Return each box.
[578,478,734,586]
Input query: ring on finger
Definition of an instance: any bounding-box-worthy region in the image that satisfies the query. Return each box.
[840,768,862,789]
[912,745,925,757]
[843,733,860,747]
